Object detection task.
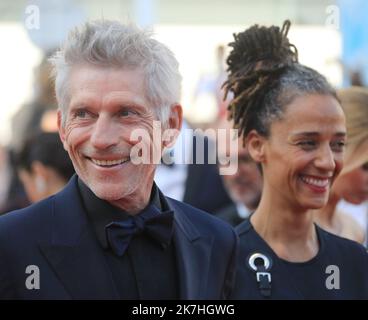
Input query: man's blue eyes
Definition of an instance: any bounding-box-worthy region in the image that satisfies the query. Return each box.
[75,110,88,118]
[119,110,138,116]
[74,109,138,118]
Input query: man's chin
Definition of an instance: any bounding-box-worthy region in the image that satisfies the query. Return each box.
[89,185,127,202]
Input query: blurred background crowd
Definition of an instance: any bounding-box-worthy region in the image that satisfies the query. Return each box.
[0,0,367,245]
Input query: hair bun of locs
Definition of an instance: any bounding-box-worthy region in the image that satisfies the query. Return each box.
[223,20,299,140]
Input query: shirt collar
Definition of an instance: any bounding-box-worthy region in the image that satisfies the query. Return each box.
[78,177,163,249]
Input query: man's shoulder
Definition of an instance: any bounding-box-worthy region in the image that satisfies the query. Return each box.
[0,196,54,236]
[0,196,54,221]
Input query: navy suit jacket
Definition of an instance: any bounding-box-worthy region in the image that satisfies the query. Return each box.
[182,135,233,213]
[0,176,238,299]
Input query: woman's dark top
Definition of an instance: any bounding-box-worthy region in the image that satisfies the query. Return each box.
[231,219,368,299]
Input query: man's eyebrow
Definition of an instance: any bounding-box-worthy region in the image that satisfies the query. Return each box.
[69,103,87,109]
[69,98,95,109]
[116,103,145,109]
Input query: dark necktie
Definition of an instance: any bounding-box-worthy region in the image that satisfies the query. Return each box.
[105,204,174,257]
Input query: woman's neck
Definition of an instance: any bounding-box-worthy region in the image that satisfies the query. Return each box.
[251,190,319,263]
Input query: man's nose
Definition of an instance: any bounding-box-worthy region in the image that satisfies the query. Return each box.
[90,116,119,150]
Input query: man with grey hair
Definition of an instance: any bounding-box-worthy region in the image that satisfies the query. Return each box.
[0,20,237,300]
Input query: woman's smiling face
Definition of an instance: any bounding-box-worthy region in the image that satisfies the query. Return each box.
[260,94,346,211]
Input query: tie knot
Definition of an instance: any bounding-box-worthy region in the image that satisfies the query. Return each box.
[105,204,174,256]
[133,215,146,232]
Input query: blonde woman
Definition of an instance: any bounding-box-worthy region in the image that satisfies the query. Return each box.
[314,87,368,244]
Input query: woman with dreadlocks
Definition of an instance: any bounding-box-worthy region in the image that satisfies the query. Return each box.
[224,21,368,299]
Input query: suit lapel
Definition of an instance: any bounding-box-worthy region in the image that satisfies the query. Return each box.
[166,198,214,299]
[39,176,119,299]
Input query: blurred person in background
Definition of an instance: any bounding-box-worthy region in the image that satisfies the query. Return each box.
[15,132,75,203]
[11,50,58,153]
[154,119,232,214]
[216,120,262,226]
[0,148,29,215]
[314,87,368,244]
[1,50,59,215]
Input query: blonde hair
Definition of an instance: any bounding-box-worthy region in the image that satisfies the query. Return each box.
[338,86,368,174]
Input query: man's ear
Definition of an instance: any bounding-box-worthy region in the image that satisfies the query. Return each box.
[57,110,68,152]
[162,104,183,149]
[247,129,266,163]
